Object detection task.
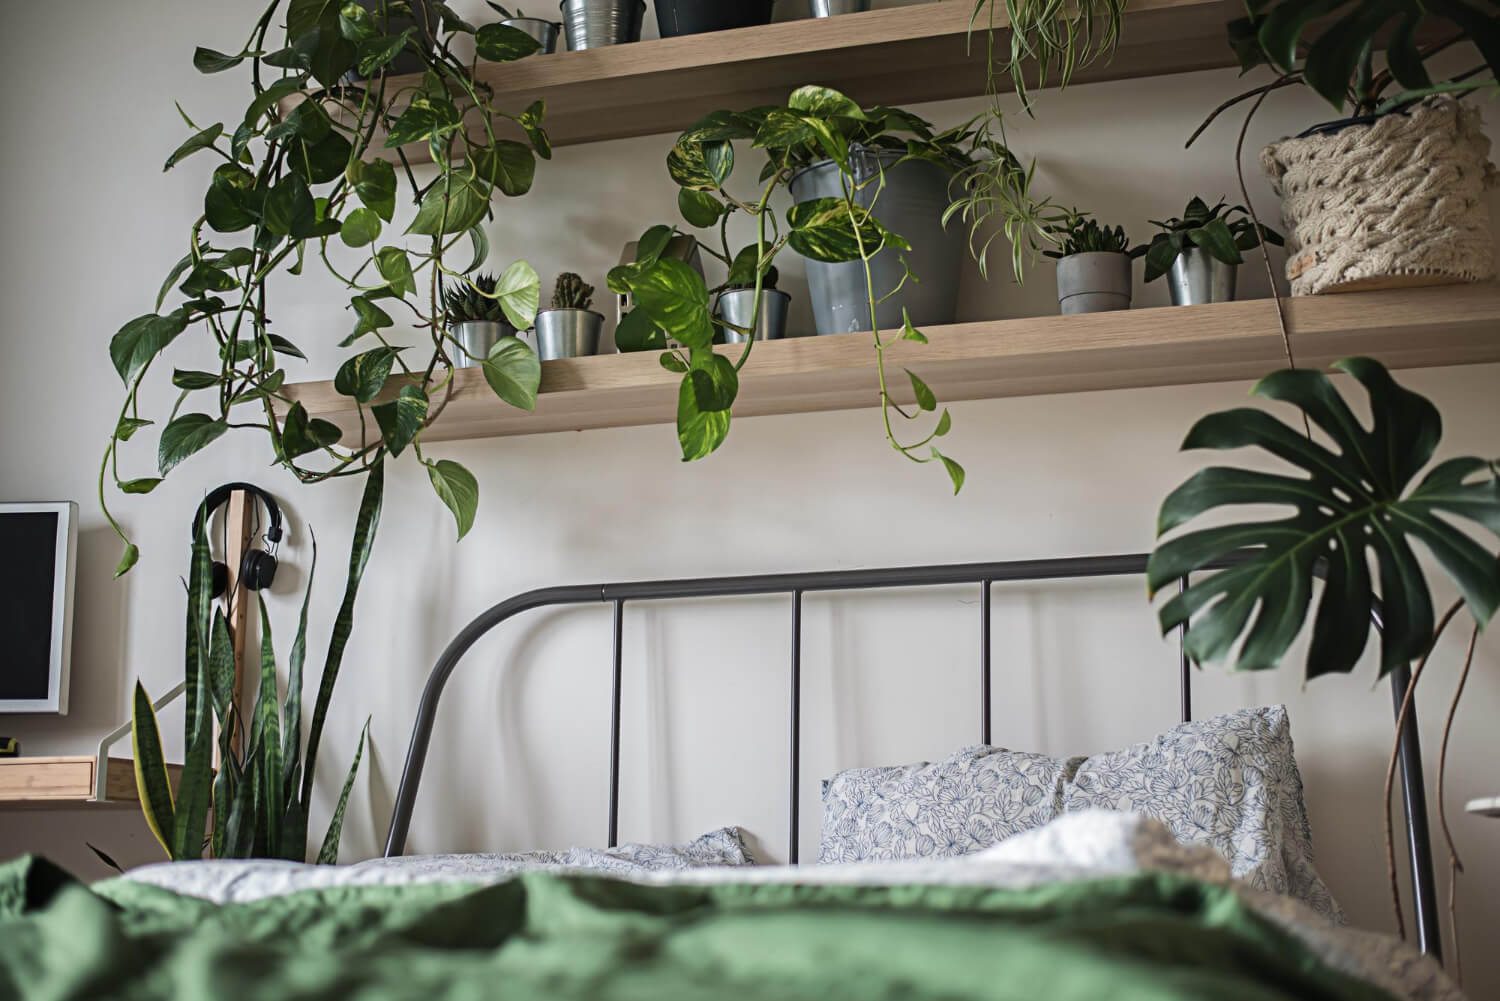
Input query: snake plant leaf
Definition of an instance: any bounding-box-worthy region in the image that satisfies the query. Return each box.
[253,597,285,859]
[317,718,369,864]
[283,534,316,807]
[207,609,235,721]
[1148,358,1500,679]
[131,681,177,858]
[303,459,384,805]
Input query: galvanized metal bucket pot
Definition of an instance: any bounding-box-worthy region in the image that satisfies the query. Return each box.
[656,0,774,37]
[1166,247,1237,306]
[1055,252,1133,314]
[716,289,791,342]
[451,321,517,368]
[788,149,962,335]
[809,0,871,15]
[502,17,562,53]
[560,0,645,49]
[536,309,604,359]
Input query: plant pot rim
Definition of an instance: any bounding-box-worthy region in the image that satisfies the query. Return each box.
[538,307,606,320]
[503,16,562,28]
[450,318,517,328]
[719,287,791,299]
[559,0,644,9]
[1052,250,1133,262]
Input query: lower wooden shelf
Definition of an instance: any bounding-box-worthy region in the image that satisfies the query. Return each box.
[0,756,182,811]
[284,284,1500,445]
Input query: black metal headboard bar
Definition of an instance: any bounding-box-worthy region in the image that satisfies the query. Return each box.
[383,553,1440,959]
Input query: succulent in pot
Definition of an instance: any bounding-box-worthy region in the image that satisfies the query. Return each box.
[484,2,561,54]
[559,0,645,50]
[444,272,521,369]
[1044,213,1145,315]
[716,247,789,343]
[536,273,604,360]
[1143,198,1282,306]
[655,0,775,38]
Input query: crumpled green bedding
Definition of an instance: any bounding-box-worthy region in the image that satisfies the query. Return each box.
[0,854,1398,1001]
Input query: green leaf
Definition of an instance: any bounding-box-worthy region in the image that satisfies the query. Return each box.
[1186,218,1243,266]
[934,409,952,437]
[291,131,354,185]
[204,165,261,233]
[900,310,928,343]
[1143,237,1180,283]
[115,416,152,442]
[492,259,541,329]
[338,1,378,39]
[659,352,688,373]
[676,375,731,461]
[348,159,397,222]
[317,718,369,864]
[427,459,479,539]
[193,47,244,73]
[251,596,284,857]
[753,109,817,150]
[372,384,428,456]
[1148,357,1500,679]
[385,95,461,148]
[280,401,343,459]
[787,197,892,264]
[475,21,541,61]
[481,337,541,411]
[281,536,315,807]
[344,295,394,346]
[158,413,228,475]
[355,28,414,75]
[131,681,177,858]
[263,173,318,238]
[165,123,224,171]
[636,224,674,266]
[678,188,726,228]
[471,141,536,197]
[340,207,382,247]
[375,247,417,297]
[906,369,936,411]
[407,175,491,236]
[119,477,163,495]
[615,309,667,352]
[666,139,724,191]
[688,352,739,412]
[932,448,965,494]
[787,85,866,119]
[631,259,713,349]
[111,311,189,383]
[334,346,401,404]
[178,262,238,297]
[114,544,140,578]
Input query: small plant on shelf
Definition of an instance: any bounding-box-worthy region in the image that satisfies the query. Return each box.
[1043,214,1144,260]
[552,272,595,311]
[444,273,513,325]
[1143,198,1282,304]
[1045,211,1143,315]
[536,272,604,360]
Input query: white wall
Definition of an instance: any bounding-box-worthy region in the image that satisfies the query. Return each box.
[2,0,1497,993]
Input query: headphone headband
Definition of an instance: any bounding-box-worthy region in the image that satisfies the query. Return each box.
[190,482,283,544]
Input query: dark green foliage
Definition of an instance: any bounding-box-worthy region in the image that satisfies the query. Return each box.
[444,272,512,324]
[550,272,595,311]
[1043,213,1146,259]
[1143,198,1284,283]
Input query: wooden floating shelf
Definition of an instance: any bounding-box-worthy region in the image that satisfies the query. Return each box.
[284,284,1500,445]
[0,756,183,811]
[367,0,1239,156]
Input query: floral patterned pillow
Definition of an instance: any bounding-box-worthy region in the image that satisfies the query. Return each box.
[818,747,1068,865]
[1060,706,1342,921]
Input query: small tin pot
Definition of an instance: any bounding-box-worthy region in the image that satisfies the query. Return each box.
[450,320,517,368]
[717,289,791,342]
[1167,247,1238,306]
[809,0,871,14]
[535,308,604,359]
[559,0,645,49]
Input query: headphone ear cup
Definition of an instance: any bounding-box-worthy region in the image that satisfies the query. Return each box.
[240,550,278,592]
[210,561,230,599]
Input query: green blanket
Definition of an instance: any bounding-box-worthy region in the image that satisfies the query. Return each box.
[0,855,1397,1001]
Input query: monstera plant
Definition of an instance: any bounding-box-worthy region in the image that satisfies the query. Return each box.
[103,0,554,575]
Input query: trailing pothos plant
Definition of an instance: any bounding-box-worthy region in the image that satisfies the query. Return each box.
[609,86,1056,493]
[103,0,556,576]
[133,463,384,863]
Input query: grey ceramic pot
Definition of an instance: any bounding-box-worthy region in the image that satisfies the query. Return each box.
[451,321,517,368]
[560,0,645,49]
[1055,252,1133,315]
[809,0,871,14]
[789,149,962,335]
[536,309,604,359]
[717,289,791,342]
[502,17,562,53]
[1167,247,1238,306]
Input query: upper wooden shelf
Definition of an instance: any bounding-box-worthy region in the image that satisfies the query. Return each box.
[378,0,1239,154]
[283,283,1500,445]
[0,756,183,811]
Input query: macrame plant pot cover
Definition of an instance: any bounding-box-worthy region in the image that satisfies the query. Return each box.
[1260,98,1498,295]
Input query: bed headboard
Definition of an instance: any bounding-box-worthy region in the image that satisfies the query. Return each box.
[383,553,1442,959]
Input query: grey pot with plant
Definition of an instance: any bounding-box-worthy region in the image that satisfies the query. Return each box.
[536,273,603,360]
[445,273,520,368]
[1045,214,1145,315]
[717,250,789,343]
[1144,198,1283,306]
[485,3,561,53]
[559,0,645,49]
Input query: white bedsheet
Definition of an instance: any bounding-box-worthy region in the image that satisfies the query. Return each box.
[122,811,1462,1001]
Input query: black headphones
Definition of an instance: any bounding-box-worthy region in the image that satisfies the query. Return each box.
[191,483,283,599]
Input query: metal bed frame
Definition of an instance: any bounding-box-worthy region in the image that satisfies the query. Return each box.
[384,553,1442,959]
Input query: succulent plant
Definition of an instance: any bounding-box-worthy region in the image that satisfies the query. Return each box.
[551,272,594,311]
[444,273,511,325]
[1043,212,1145,260]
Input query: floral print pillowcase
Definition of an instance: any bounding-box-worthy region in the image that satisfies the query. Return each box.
[817,706,1341,921]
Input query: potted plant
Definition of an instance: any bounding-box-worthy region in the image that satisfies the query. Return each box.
[444,272,519,368]
[717,250,789,343]
[559,0,645,49]
[1044,213,1145,314]
[536,273,603,360]
[1194,0,1499,295]
[1143,198,1282,306]
[656,0,774,38]
[810,0,870,15]
[483,2,560,54]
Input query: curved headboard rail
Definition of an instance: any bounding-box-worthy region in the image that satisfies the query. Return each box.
[382,553,1440,959]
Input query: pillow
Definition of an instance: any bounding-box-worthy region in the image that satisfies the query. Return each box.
[818,747,1068,865]
[1060,706,1341,921]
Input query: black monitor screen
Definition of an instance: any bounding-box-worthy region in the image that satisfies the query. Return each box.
[0,512,59,701]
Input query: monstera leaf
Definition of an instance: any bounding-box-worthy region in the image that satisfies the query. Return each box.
[1147,358,1500,679]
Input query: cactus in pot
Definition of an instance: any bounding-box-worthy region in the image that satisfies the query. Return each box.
[536,272,604,360]
[444,272,519,368]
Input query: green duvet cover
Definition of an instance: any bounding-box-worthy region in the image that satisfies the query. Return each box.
[0,854,1396,1001]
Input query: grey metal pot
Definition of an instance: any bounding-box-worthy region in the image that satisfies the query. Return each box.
[559,0,645,49]
[536,309,604,359]
[1167,247,1238,306]
[717,289,790,342]
[502,17,562,53]
[1055,252,1133,315]
[451,321,517,368]
[789,149,962,335]
[809,0,871,15]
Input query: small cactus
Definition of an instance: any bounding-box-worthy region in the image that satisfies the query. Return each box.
[444,273,510,325]
[551,272,594,311]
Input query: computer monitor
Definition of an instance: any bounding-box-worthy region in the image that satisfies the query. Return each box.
[0,502,77,714]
